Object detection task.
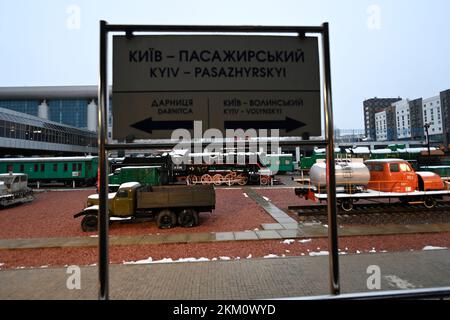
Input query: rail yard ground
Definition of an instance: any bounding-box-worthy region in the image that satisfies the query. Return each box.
[1,175,450,299]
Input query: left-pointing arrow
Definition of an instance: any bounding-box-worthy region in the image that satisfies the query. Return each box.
[130,118,194,134]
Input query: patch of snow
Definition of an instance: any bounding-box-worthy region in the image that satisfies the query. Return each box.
[300,253,305,256]
[263,254,278,259]
[323,224,328,228]
[369,248,377,253]
[338,252,348,255]
[243,193,249,198]
[384,275,416,290]
[153,258,174,264]
[123,257,153,265]
[262,196,271,202]
[89,235,98,238]
[309,251,329,256]
[254,228,259,231]
[298,239,312,243]
[356,250,361,254]
[285,250,290,253]
[219,256,231,261]
[282,239,295,245]
[211,258,218,261]
[422,246,447,251]
[40,265,48,268]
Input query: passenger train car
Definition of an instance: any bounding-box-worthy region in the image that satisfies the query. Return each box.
[0,156,98,186]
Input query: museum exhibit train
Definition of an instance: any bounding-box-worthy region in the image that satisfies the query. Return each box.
[111,151,275,186]
[0,156,98,187]
[74,182,216,231]
[299,146,449,172]
[294,159,450,211]
[0,173,34,207]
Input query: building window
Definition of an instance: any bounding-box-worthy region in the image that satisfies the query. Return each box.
[64,163,68,172]
[40,164,45,172]
[20,164,24,172]
[34,164,38,172]
[53,164,58,172]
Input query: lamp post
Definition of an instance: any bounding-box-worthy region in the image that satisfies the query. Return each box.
[424,123,431,157]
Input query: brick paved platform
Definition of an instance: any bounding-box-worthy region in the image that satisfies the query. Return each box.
[1,250,449,299]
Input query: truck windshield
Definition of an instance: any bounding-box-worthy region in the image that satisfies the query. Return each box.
[116,190,128,198]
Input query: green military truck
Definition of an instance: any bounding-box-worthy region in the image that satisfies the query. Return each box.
[74,182,215,231]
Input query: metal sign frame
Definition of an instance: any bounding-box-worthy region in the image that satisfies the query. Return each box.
[98,20,339,300]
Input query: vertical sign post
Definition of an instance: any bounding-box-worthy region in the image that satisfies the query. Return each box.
[322,22,339,295]
[98,20,109,300]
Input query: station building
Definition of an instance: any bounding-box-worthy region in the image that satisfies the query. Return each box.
[0,107,98,156]
[0,86,113,155]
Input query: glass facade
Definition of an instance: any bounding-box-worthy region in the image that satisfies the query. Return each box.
[0,111,97,147]
[48,99,88,129]
[0,95,111,133]
[0,100,39,116]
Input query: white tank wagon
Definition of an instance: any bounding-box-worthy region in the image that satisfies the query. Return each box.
[0,173,34,207]
[309,162,371,192]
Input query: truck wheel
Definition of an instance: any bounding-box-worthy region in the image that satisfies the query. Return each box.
[81,214,98,232]
[178,209,199,227]
[157,210,177,229]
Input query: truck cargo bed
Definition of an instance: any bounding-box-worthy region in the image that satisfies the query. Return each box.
[136,185,215,209]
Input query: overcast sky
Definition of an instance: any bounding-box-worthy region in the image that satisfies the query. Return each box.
[1,0,449,130]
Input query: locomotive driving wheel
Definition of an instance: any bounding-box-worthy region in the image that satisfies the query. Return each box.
[200,174,212,185]
[237,174,248,186]
[224,173,234,186]
[212,174,223,186]
[187,174,198,185]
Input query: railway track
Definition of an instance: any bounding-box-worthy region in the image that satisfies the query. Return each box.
[288,201,450,225]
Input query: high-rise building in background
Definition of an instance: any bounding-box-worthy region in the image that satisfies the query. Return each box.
[363,97,402,141]
[439,89,450,149]
[363,89,450,149]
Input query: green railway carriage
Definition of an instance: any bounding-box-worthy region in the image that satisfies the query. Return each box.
[0,156,98,186]
[261,154,295,173]
[108,166,163,191]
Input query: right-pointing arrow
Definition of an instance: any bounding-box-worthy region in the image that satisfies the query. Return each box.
[224,117,306,133]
